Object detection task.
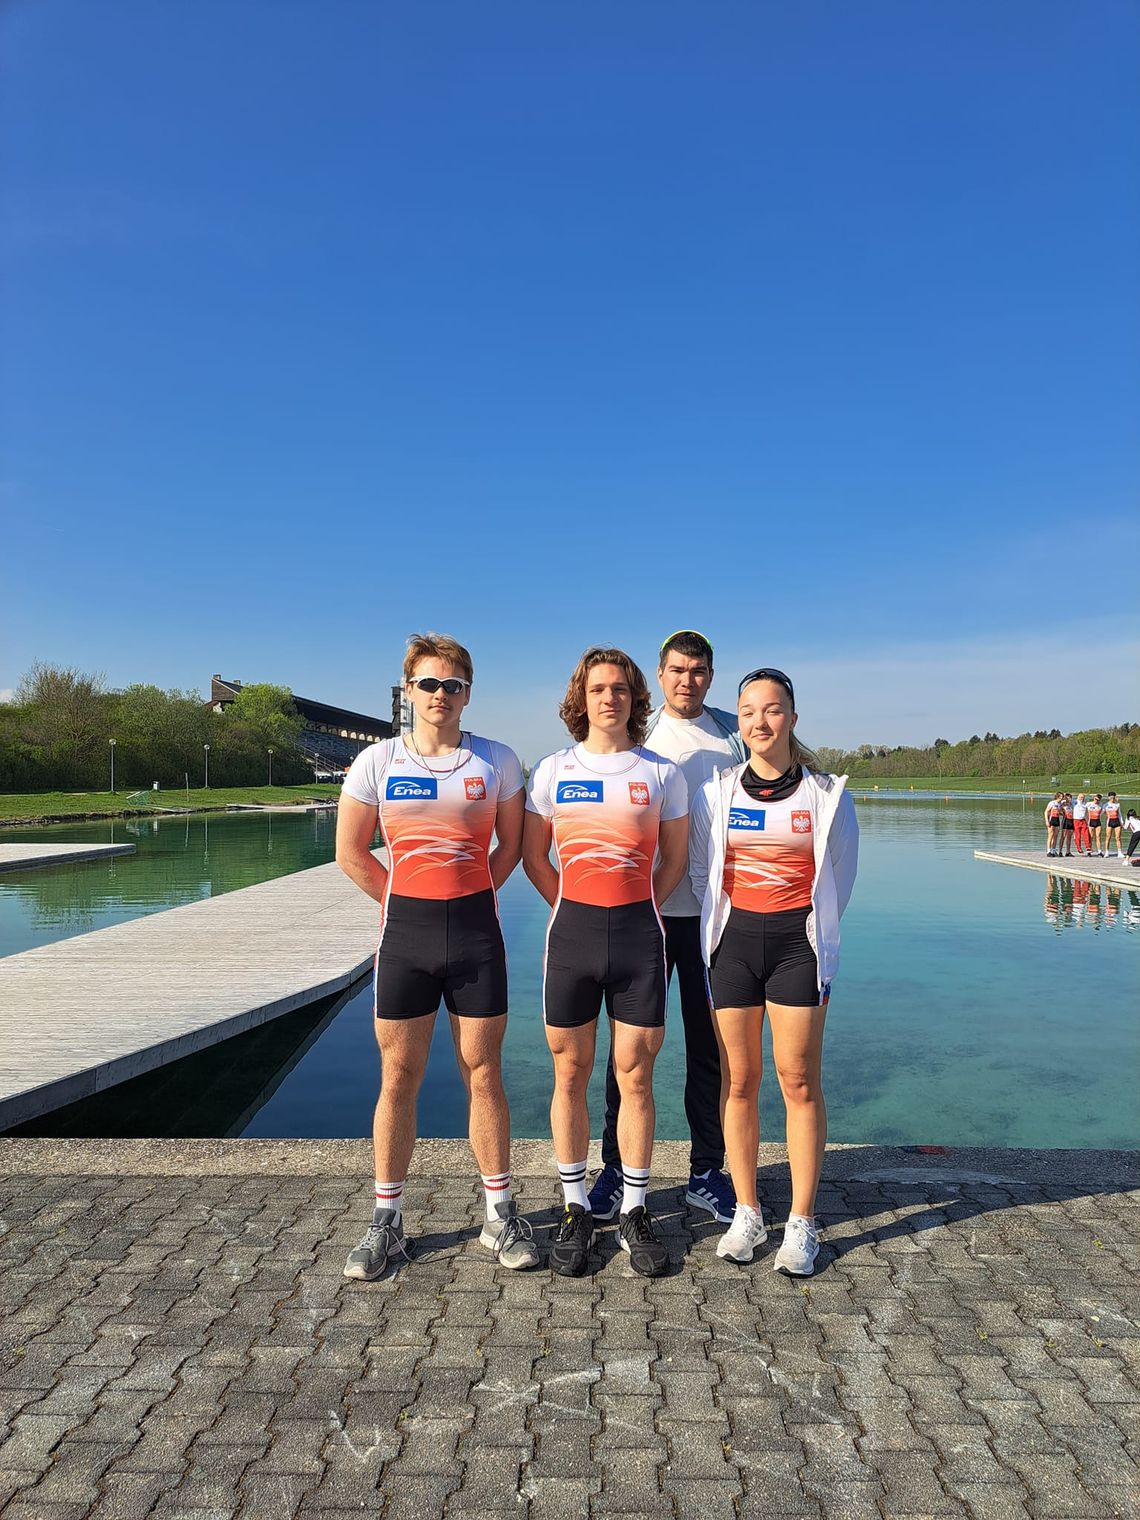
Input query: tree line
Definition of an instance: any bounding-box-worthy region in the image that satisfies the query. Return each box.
[0,664,314,791]
[814,723,1139,780]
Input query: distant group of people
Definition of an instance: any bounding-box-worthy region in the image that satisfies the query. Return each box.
[334,630,858,1284]
[1044,791,1128,858]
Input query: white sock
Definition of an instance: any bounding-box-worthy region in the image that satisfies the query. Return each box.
[481,1169,511,1219]
[557,1160,589,1210]
[621,1165,650,1215]
[374,1180,404,1223]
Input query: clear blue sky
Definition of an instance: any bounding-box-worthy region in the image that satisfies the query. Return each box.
[2,1,1136,763]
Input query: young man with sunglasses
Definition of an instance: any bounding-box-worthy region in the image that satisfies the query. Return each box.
[589,630,746,1229]
[336,633,538,1279]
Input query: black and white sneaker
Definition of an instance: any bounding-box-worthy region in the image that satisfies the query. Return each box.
[618,1206,669,1277]
[549,1204,595,1276]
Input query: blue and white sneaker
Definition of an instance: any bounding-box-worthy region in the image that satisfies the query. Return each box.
[686,1168,736,1223]
[586,1164,624,1222]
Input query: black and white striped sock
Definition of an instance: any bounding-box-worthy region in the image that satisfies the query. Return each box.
[557,1159,589,1210]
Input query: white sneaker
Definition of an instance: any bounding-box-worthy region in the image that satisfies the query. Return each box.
[773,1216,820,1276]
[715,1203,768,1263]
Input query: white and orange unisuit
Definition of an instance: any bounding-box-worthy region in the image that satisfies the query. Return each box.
[526,745,688,1027]
[342,734,523,1019]
[723,777,817,914]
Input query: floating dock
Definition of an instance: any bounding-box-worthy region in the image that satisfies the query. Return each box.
[0,842,136,874]
[0,856,381,1129]
[975,849,1138,887]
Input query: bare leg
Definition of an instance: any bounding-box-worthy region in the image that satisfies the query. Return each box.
[611,1020,665,1172]
[372,1014,436,1183]
[767,1001,828,1218]
[712,1006,764,1209]
[547,1023,597,1165]
[449,1013,510,1179]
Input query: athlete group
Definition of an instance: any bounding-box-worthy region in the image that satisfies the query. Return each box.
[335,630,859,1283]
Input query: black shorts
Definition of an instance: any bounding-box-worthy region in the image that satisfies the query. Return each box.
[543,898,666,1029]
[374,889,507,1020]
[709,904,823,1010]
[1062,819,1074,831]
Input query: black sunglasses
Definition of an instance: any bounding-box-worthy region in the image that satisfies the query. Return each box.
[738,666,795,704]
[412,677,470,695]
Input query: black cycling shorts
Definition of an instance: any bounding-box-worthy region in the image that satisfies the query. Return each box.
[1062,819,1074,831]
[374,889,507,1020]
[543,898,666,1029]
[709,904,823,1010]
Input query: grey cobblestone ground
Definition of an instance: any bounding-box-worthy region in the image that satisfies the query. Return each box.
[0,1141,1136,1519]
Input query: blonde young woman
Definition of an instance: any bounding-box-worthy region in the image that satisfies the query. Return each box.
[690,667,858,1276]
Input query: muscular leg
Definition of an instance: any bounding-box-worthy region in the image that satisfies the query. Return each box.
[767,1001,828,1219]
[372,1014,436,1183]
[711,1006,763,1209]
[610,1020,665,1172]
[449,1013,510,1180]
[547,1023,597,1166]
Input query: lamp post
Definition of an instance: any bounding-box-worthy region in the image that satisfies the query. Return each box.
[267,747,274,786]
[203,744,210,788]
[109,738,116,794]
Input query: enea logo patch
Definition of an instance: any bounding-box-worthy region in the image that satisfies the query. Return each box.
[729,807,765,831]
[556,780,603,804]
[464,777,487,801]
[386,777,437,801]
[791,810,812,834]
[628,782,650,806]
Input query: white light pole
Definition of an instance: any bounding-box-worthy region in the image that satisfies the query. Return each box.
[109,738,116,794]
[203,744,210,788]
[267,747,274,785]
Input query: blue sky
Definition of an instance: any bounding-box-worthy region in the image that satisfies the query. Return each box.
[2,1,1137,764]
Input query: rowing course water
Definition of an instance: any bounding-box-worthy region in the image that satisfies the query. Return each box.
[1,800,1137,1147]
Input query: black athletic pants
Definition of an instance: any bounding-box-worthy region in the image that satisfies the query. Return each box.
[600,914,725,1175]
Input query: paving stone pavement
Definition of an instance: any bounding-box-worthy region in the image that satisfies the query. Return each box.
[0,1140,1137,1519]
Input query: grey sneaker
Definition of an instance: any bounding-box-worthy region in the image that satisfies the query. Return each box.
[773,1216,819,1277]
[479,1200,539,1269]
[343,1207,413,1280]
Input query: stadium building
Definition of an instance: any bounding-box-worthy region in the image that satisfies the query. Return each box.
[210,675,394,778]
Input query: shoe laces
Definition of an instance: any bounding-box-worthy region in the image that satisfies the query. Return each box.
[733,1203,763,1231]
[785,1216,817,1249]
[623,1208,656,1243]
[557,1207,589,1242]
[361,1221,410,1261]
[493,1212,534,1259]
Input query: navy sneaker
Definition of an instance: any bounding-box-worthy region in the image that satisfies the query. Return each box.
[587,1164,624,1222]
[686,1168,736,1223]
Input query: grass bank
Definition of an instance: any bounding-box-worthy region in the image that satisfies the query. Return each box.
[846,774,1139,794]
[0,785,342,825]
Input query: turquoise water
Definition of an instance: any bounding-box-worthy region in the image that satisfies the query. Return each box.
[2,800,1137,1147]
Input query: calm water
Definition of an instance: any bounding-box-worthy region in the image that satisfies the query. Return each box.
[2,799,1137,1147]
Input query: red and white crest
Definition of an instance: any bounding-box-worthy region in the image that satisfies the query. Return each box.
[791,810,812,834]
[464,777,487,801]
[629,782,650,806]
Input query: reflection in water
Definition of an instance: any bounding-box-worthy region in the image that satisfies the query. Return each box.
[0,809,339,958]
[3,981,362,1138]
[1044,875,1140,933]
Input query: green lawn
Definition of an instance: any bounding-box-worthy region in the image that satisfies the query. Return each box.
[0,784,342,824]
[845,773,1139,794]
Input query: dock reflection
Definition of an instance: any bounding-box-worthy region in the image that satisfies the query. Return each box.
[2,978,365,1138]
[1044,875,1140,932]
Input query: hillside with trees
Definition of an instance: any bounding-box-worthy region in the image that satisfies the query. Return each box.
[814,723,1139,780]
[0,663,310,791]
